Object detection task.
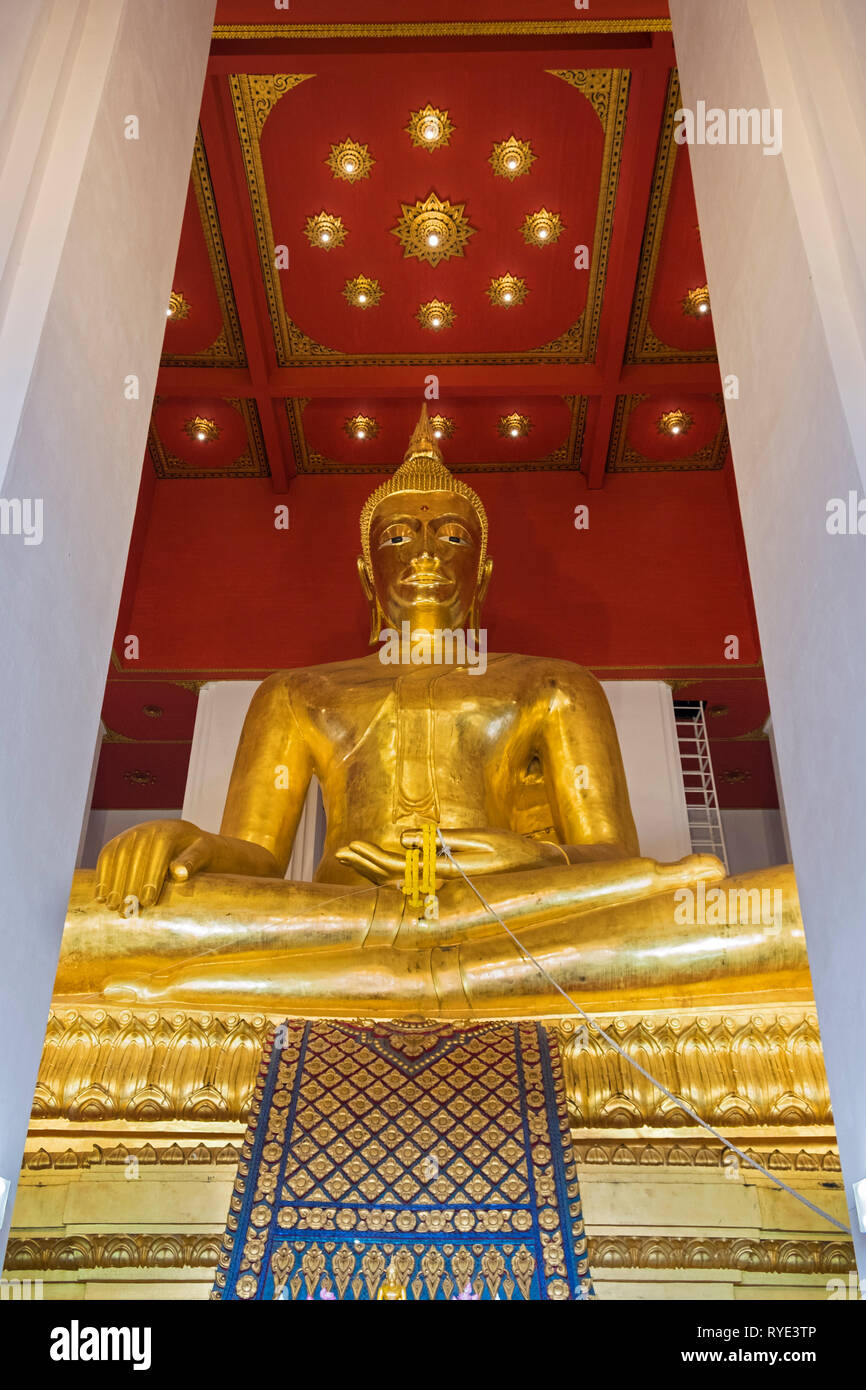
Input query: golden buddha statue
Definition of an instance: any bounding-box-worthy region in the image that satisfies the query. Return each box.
[375,1258,406,1301]
[56,407,810,1016]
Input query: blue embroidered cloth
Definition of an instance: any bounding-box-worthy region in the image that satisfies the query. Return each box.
[213,1018,593,1301]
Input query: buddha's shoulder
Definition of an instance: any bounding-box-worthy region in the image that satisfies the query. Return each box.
[257,654,386,697]
[496,652,604,698]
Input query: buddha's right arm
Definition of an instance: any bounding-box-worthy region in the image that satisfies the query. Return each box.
[219,672,315,873]
[93,674,314,911]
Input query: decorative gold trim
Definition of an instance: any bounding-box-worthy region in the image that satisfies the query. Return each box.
[574,1140,840,1171]
[161,130,247,369]
[624,71,717,365]
[391,191,475,266]
[230,76,336,366]
[304,211,347,250]
[4,1234,852,1278]
[233,69,628,366]
[607,394,728,473]
[553,1012,831,1131]
[213,22,673,39]
[149,398,270,480]
[5,1234,222,1272]
[101,725,134,745]
[588,1236,854,1275]
[23,1142,241,1170]
[405,105,454,152]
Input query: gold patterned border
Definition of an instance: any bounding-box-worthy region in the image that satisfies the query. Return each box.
[4,1234,853,1278]
[161,130,247,369]
[231,70,629,367]
[31,1005,831,1133]
[148,397,270,479]
[213,21,672,40]
[624,71,717,365]
[606,393,729,473]
[287,396,587,474]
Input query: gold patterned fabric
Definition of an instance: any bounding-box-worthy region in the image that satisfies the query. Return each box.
[212,1019,592,1300]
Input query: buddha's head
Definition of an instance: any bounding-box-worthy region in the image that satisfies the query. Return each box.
[358,406,493,640]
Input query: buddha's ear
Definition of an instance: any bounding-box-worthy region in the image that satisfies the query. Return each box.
[357,556,383,644]
[357,555,374,603]
[470,557,494,636]
[478,557,493,609]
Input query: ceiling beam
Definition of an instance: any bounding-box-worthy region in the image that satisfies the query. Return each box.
[154,360,720,400]
[583,36,675,488]
[199,76,295,490]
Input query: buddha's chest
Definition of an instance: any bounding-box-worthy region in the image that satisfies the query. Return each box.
[306,666,531,819]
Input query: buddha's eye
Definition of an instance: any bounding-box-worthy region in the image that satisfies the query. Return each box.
[379,524,413,548]
[438,523,471,546]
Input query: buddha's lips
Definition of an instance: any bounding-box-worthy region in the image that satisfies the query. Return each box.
[399,571,453,592]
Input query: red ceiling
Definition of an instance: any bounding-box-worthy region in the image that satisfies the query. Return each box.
[99,4,777,814]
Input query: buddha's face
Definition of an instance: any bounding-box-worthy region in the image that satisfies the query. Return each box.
[368,490,482,632]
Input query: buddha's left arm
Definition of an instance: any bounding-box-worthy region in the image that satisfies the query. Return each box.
[539,669,640,861]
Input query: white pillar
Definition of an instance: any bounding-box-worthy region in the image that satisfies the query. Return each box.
[0,0,215,1257]
[670,0,866,1269]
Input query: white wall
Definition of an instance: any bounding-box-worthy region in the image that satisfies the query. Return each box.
[670,0,866,1268]
[721,809,787,875]
[0,0,215,1258]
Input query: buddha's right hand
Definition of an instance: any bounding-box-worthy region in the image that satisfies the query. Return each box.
[95,819,219,912]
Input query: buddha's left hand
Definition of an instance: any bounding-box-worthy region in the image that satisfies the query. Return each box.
[335,829,565,886]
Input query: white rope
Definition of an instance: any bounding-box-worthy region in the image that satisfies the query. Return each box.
[435,830,850,1236]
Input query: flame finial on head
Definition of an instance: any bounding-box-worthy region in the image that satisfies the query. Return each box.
[359,406,488,577]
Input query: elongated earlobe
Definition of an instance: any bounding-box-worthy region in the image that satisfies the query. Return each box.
[357,556,385,645]
[470,557,493,638]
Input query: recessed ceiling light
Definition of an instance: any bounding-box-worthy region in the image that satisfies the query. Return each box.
[538,227,548,239]
[356,429,366,439]
[358,292,367,303]
[344,159,356,173]
[166,307,173,317]
[431,315,441,327]
[423,122,438,141]
[427,233,440,247]
[320,230,331,242]
[434,429,443,438]
[699,302,709,313]
[510,427,519,436]
[507,157,517,169]
[503,290,513,302]
[197,431,206,441]
[671,425,681,434]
